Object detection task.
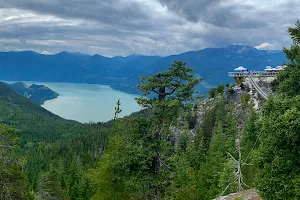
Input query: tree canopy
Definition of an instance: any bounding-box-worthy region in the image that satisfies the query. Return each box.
[255,20,300,199]
[136,61,201,121]
[276,20,300,96]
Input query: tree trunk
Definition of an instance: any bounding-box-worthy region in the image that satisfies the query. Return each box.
[152,87,166,199]
[158,87,166,101]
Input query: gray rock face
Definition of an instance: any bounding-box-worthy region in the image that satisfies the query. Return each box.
[213,189,261,200]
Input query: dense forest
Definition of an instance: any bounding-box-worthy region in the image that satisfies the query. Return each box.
[0,21,300,199]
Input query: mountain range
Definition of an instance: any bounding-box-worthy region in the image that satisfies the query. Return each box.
[0,45,287,94]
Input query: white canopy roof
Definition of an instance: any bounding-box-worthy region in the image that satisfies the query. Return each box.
[234,66,247,71]
[265,66,272,69]
[264,68,281,71]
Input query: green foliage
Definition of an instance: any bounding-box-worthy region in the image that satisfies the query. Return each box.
[35,166,65,200]
[185,111,197,129]
[169,150,200,200]
[218,158,238,194]
[114,99,122,120]
[0,82,110,199]
[209,83,225,99]
[201,96,226,149]
[89,116,173,199]
[136,61,201,121]
[0,125,33,200]
[208,87,218,98]
[217,83,225,93]
[255,21,300,199]
[241,93,251,108]
[277,20,300,96]
[255,96,300,199]
[241,109,260,187]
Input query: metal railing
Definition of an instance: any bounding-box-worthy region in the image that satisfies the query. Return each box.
[228,71,279,77]
[248,74,268,100]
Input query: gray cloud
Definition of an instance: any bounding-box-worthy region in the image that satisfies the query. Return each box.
[159,0,268,28]
[18,37,27,44]
[0,0,299,56]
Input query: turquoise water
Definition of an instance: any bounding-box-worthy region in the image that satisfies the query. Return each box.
[6,81,141,123]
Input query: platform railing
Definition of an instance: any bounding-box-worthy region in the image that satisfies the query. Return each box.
[249,74,268,100]
[228,71,279,77]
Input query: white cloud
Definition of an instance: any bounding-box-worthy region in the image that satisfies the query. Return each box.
[255,43,276,50]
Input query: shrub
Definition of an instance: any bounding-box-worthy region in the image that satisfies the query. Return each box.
[217,84,225,93]
[208,88,218,98]
[185,112,197,129]
[241,93,251,107]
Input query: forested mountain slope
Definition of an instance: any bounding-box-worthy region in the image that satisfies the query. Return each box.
[0,82,110,198]
[4,81,59,105]
[0,81,79,142]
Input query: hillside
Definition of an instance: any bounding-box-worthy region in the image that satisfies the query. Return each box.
[0,81,110,197]
[0,45,287,94]
[0,81,77,141]
[4,81,59,104]
[0,81,112,143]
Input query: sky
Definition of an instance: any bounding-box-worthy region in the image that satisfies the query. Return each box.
[0,0,299,57]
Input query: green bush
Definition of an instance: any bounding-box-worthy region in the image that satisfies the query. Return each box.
[217,84,225,93]
[208,88,218,98]
[228,88,235,94]
[185,112,197,129]
[241,93,251,107]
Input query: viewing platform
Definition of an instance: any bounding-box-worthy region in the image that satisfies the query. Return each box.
[228,65,285,84]
[228,71,280,78]
[228,65,286,100]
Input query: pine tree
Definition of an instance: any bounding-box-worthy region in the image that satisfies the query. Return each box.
[136,61,201,122]
[0,125,33,200]
[276,20,300,96]
[89,61,201,199]
[255,21,300,199]
[114,99,122,120]
[36,166,65,200]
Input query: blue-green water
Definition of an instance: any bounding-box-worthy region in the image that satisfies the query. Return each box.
[6,81,141,123]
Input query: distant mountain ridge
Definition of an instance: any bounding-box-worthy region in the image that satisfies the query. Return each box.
[0,45,287,94]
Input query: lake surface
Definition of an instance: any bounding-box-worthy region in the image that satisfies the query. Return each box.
[6,81,141,123]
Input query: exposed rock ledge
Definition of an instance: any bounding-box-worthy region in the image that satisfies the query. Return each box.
[214,189,261,200]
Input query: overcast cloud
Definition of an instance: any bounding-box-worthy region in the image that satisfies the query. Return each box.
[0,0,299,56]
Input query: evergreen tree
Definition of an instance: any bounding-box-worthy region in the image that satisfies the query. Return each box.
[256,96,300,199]
[114,99,122,120]
[241,108,260,187]
[36,166,65,200]
[136,61,201,198]
[256,21,300,199]
[136,61,201,122]
[277,20,300,96]
[0,125,33,200]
